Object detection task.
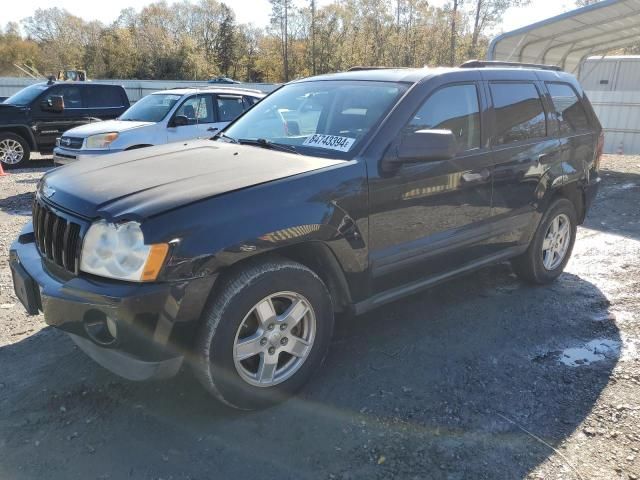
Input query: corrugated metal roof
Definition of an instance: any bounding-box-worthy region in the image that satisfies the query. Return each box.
[487,0,640,73]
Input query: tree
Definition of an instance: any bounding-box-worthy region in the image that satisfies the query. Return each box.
[2,0,531,82]
[270,0,293,81]
[467,0,530,58]
[216,5,236,76]
[449,0,462,66]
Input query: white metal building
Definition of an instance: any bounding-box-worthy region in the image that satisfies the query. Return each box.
[487,0,640,153]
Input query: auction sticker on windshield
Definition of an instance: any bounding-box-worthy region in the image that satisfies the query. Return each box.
[303,134,355,152]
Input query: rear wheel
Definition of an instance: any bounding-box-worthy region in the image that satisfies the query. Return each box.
[511,198,577,284]
[194,258,334,410]
[0,133,30,169]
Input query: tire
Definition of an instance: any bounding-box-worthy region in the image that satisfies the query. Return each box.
[0,132,31,169]
[193,257,334,410]
[511,198,577,284]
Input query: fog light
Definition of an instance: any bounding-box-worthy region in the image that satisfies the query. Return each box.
[106,316,117,339]
[83,310,117,346]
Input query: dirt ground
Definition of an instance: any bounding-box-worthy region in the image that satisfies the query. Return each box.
[0,155,638,480]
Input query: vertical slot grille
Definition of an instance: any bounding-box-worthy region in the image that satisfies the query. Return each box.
[32,200,82,274]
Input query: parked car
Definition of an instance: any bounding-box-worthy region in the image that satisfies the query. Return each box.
[0,81,129,168]
[11,62,602,409]
[53,87,264,165]
[208,76,241,84]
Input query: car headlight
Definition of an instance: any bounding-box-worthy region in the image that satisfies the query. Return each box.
[85,132,119,149]
[80,220,168,282]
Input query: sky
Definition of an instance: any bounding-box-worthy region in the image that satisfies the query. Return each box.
[2,0,578,36]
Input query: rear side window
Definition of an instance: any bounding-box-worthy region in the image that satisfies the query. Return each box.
[405,84,481,153]
[217,96,245,122]
[546,82,590,134]
[489,82,546,145]
[85,86,125,108]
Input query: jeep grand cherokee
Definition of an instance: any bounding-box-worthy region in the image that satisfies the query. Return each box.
[10,62,601,409]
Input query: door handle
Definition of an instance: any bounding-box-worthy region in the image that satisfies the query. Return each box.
[462,169,491,183]
[207,127,219,132]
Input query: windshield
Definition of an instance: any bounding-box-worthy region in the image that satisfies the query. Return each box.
[222,80,407,159]
[3,84,49,106]
[119,93,182,122]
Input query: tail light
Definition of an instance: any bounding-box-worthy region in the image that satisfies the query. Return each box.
[594,131,604,171]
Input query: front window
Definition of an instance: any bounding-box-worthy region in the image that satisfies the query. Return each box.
[120,93,182,122]
[222,80,408,158]
[3,84,49,106]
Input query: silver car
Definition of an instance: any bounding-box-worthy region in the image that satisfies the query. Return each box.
[53,87,264,164]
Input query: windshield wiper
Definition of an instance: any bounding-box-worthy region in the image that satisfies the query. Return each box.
[237,138,299,155]
[214,132,238,143]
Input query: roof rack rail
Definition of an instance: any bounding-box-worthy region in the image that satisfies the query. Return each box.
[165,85,265,94]
[347,66,411,71]
[459,60,562,71]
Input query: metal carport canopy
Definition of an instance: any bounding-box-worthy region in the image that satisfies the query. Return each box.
[487,0,640,73]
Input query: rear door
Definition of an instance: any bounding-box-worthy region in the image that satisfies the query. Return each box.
[213,94,248,133]
[368,80,495,292]
[82,85,128,120]
[482,76,560,251]
[544,81,598,186]
[32,84,92,150]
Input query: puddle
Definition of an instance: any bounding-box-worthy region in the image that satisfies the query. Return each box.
[559,338,620,367]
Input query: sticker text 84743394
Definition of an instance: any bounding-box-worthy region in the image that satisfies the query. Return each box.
[302,134,356,152]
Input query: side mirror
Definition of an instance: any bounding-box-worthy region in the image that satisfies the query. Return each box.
[396,129,456,163]
[171,115,189,127]
[42,95,64,113]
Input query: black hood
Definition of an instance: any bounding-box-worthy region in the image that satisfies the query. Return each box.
[0,103,27,121]
[41,140,342,220]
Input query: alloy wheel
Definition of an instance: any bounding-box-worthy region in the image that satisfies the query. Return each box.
[233,291,316,388]
[542,213,571,270]
[0,139,24,165]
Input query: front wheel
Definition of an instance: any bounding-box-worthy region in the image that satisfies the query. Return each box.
[0,133,31,169]
[511,198,577,284]
[193,258,334,410]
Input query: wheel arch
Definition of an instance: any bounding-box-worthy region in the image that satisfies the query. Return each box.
[549,181,586,224]
[124,144,153,151]
[0,125,36,150]
[209,241,354,315]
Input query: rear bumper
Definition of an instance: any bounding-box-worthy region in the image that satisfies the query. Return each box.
[53,147,123,165]
[10,223,216,381]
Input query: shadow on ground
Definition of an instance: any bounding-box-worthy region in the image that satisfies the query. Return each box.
[0,264,619,480]
[584,168,640,242]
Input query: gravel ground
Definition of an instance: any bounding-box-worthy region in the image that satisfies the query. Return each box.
[0,155,638,480]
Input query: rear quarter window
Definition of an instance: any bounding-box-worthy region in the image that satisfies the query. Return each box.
[546,82,590,134]
[84,85,126,108]
[489,82,546,145]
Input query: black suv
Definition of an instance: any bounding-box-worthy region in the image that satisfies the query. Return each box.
[0,81,129,168]
[10,62,601,409]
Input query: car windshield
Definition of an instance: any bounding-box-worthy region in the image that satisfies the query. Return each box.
[119,93,182,122]
[222,80,408,159]
[3,84,49,106]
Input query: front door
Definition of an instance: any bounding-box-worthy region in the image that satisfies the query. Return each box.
[368,82,494,293]
[33,85,92,150]
[166,94,216,143]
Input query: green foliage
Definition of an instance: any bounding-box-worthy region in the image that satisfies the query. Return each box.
[0,0,527,81]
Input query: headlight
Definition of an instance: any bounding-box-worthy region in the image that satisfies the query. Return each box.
[85,132,119,149]
[80,220,168,282]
